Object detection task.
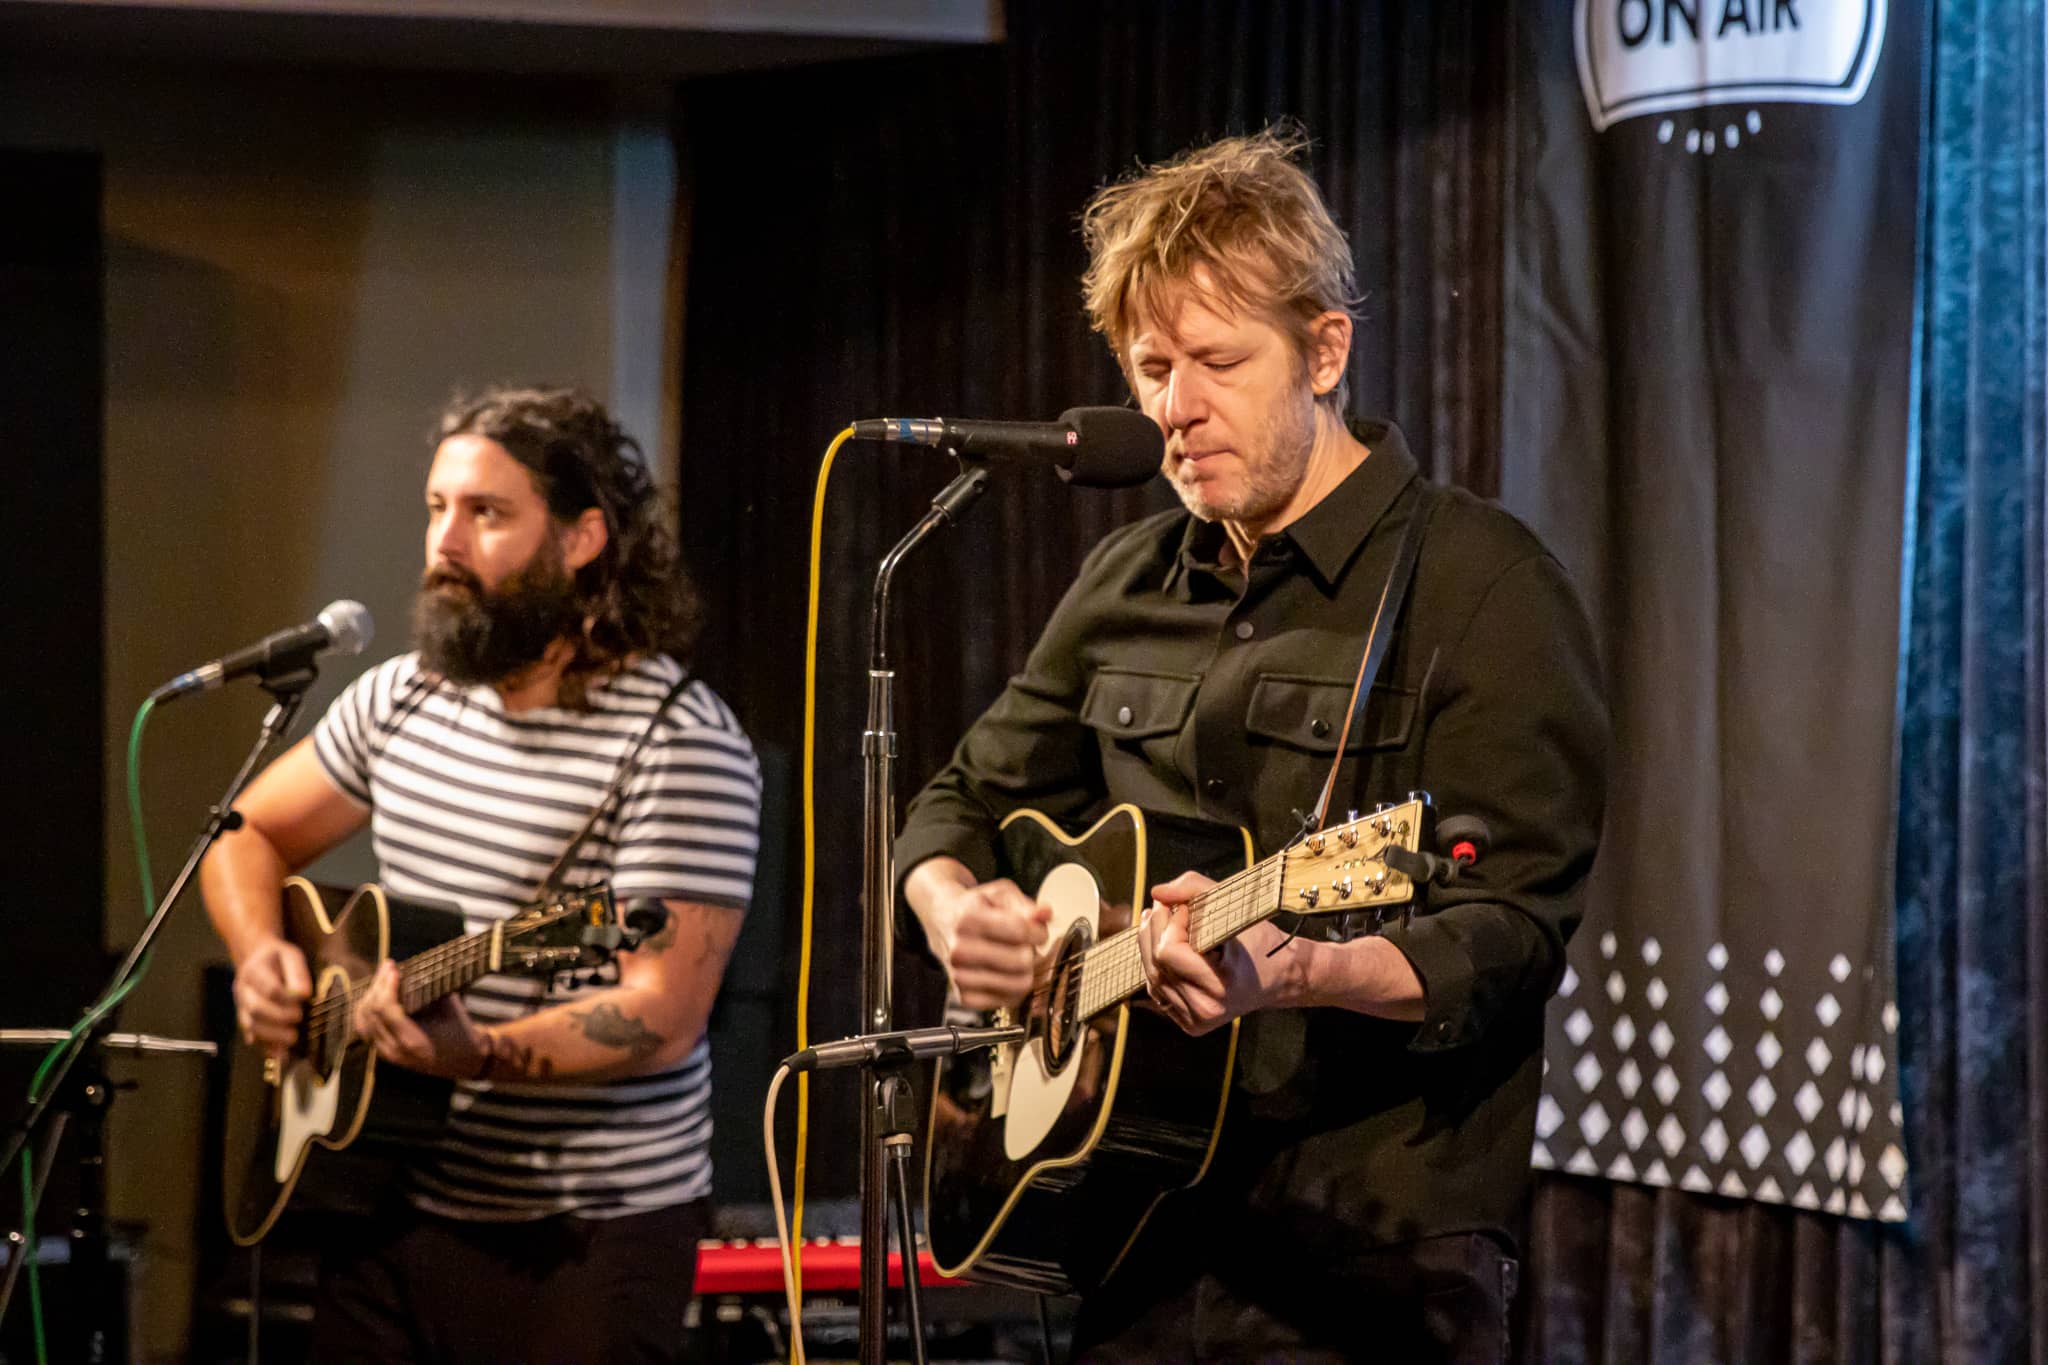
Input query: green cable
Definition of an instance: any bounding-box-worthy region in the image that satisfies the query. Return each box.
[17,1153,44,1357]
[16,696,160,1365]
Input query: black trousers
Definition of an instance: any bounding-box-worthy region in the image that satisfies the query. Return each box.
[1070,1230,1518,1365]
[310,1200,708,1365]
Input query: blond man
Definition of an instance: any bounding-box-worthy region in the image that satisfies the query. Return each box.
[900,129,1608,1362]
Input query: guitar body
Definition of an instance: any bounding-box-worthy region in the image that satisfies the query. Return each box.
[223,878,396,1246]
[924,805,1254,1295]
[221,877,622,1245]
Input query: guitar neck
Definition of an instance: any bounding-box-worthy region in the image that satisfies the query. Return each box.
[395,928,500,1012]
[1075,859,1287,1020]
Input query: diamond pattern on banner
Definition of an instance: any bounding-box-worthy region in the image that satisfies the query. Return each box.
[1565,1008,1593,1046]
[1650,1021,1674,1057]
[1795,1081,1823,1123]
[1653,1065,1679,1105]
[1785,1130,1814,1174]
[1537,934,1906,1222]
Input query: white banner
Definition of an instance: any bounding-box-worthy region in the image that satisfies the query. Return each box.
[1574,0,1886,130]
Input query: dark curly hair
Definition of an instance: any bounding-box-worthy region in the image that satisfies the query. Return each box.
[434,384,701,706]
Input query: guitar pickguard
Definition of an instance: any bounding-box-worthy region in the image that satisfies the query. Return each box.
[1003,861,1099,1160]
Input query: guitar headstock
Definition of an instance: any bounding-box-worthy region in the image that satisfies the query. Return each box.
[1276,799,1428,915]
[498,885,622,975]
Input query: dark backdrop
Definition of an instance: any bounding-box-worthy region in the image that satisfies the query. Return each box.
[677,0,1509,1204]
[0,146,106,1227]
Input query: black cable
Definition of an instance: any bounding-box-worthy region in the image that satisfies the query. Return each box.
[247,1243,261,1364]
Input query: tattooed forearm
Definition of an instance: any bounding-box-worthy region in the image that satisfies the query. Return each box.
[479,1031,554,1082]
[570,1003,665,1061]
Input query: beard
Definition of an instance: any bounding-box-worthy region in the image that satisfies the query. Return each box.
[1169,391,1318,526]
[411,543,582,686]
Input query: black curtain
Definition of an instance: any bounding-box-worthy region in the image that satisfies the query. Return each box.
[677,0,1507,1204]
[0,150,106,1303]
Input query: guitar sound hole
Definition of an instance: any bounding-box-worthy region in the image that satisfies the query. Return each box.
[1042,918,1093,1074]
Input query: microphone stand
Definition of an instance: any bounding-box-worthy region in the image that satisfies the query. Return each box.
[0,665,317,1347]
[856,461,990,1365]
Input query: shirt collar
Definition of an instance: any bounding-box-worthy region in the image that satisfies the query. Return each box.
[1169,417,1421,594]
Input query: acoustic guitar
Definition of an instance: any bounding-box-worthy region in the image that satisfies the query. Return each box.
[923,798,1427,1294]
[222,876,630,1245]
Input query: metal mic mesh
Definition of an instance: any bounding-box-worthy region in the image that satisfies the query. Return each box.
[318,599,375,656]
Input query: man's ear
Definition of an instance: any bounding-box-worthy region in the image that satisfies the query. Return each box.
[561,505,609,573]
[1305,310,1353,397]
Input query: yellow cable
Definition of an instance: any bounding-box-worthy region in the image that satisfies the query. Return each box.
[792,426,851,1353]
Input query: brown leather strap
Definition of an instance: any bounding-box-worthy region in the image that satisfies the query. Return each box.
[1305,482,1436,833]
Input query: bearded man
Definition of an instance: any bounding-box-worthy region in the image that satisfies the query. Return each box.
[897,131,1609,1362]
[201,386,759,1363]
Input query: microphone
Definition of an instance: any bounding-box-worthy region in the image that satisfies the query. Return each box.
[1382,815,1494,887]
[783,1023,1027,1074]
[153,599,374,702]
[850,406,1162,489]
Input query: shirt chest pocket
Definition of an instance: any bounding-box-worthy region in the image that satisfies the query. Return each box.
[1080,666,1199,768]
[1245,674,1417,753]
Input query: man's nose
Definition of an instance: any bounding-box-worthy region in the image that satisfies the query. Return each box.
[1162,368,1206,431]
[428,514,468,564]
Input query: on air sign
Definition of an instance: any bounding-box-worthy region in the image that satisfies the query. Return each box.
[1574,0,1887,130]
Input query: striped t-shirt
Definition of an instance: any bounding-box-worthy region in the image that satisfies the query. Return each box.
[312,652,761,1220]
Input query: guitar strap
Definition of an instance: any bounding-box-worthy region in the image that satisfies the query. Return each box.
[531,671,694,899]
[1303,480,1438,834]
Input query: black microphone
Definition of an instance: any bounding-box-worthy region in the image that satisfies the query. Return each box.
[783,1023,1027,1073]
[1382,815,1494,887]
[850,406,1162,489]
[153,599,374,702]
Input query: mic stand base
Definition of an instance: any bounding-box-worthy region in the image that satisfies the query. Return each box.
[875,1067,928,1365]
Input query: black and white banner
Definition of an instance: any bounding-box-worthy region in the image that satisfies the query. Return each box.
[1503,0,1918,1220]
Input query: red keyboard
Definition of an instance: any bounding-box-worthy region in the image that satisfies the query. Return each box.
[694,1239,954,1295]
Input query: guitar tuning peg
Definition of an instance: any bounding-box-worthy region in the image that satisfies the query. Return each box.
[1347,809,1359,823]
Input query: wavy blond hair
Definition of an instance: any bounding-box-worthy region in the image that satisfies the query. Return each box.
[1080,125,1359,412]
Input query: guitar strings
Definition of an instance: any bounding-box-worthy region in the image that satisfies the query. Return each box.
[994,815,1411,1025]
[296,914,561,1038]
[1020,857,1282,1021]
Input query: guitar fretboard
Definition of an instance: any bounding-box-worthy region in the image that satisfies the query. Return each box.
[1073,857,1287,1020]
[397,932,499,1013]
[302,923,515,1050]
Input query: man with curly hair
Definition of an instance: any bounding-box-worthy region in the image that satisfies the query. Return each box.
[899,130,1608,1360]
[202,386,760,1362]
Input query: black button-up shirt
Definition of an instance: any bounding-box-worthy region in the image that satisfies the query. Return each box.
[898,419,1608,1261]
